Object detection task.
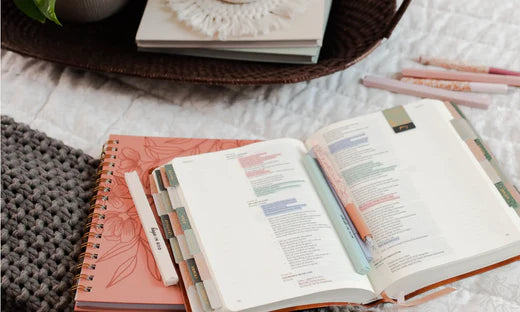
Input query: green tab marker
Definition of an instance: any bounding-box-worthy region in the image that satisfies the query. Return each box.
[186,258,202,283]
[154,170,166,191]
[474,138,492,161]
[495,181,518,208]
[382,106,416,133]
[160,215,174,239]
[176,207,192,231]
[165,164,179,187]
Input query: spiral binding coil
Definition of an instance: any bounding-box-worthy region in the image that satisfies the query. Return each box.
[72,139,119,293]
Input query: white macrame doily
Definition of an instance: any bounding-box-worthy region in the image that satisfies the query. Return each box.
[166,0,308,39]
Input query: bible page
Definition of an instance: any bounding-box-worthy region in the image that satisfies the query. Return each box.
[172,139,375,312]
[305,100,520,296]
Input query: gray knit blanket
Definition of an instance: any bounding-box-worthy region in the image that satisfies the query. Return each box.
[1,116,99,311]
[0,116,371,312]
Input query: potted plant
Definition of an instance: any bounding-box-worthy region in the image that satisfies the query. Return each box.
[13,0,128,24]
[14,0,61,25]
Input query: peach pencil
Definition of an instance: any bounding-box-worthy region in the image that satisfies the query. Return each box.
[400,77,508,93]
[419,56,520,76]
[362,75,491,109]
[312,145,375,251]
[402,68,520,87]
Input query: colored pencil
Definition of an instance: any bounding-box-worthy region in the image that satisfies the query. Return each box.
[362,75,491,109]
[400,78,508,94]
[419,56,520,77]
[402,68,520,87]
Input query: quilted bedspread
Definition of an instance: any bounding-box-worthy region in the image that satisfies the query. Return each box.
[2,0,519,311]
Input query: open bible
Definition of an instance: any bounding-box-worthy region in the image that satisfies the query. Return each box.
[146,100,520,312]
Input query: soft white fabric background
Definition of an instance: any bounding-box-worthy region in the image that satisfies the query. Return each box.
[1,0,519,311]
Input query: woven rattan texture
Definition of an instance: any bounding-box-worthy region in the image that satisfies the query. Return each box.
[1,0,403,85]
[1,116,99,311]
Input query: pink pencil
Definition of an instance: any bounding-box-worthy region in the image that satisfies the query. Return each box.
[419,56,520,76]
[402,68,520,87]
[362,75,490,109]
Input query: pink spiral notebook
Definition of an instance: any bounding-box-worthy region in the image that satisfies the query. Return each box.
[73,135,256,311]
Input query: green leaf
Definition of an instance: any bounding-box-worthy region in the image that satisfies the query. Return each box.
[34,0,62,26]
[13,0,46,23]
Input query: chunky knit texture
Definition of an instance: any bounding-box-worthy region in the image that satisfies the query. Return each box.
[1,116,99,312]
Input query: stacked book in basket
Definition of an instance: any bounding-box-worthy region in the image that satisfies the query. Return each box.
[136,0,332,64]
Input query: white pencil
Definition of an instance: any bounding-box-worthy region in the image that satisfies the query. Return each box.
[125,171,179,286]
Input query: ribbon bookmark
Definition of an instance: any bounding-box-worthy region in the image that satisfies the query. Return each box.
[380,287,456,307]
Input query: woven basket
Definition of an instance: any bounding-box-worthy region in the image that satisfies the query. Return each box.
[1,0,411,85]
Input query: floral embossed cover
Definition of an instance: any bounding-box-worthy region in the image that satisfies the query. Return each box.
[74,135,256,310]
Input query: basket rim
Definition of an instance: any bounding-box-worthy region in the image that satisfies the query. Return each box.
[1,0,411,85]
[1,41,384,85]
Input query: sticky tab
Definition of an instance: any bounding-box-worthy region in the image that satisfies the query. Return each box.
[169,211,184,236]
[505,183,520,215]
[185,229,200,254]
[203,279,222,309]
[465,139,486,161]
[186,258,202,283]
[152,193,166,215]
[450,119,477,141]
[169,237,183,264]
[160,167,171,188]
[186,287,203,312]
[176,207,192,231]
[194,253,211,281]
[177,235,192,259]
[149,174,159,194]
[167,187,182,209]
[489,158,508,182]
[382,106,416,133]
[155,170,166,191]
[449,102,466,119]
[479,161,500,184]
[160,191,174,213]
[195,283,212,312]
[474,138,492,161]
[495,181,519,208]
[510,184,520,201]
[160,215,175,239]
[179,261,193,287]
[165,164,179,187]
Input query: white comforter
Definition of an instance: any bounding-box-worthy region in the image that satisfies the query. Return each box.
[2,0,519,310]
